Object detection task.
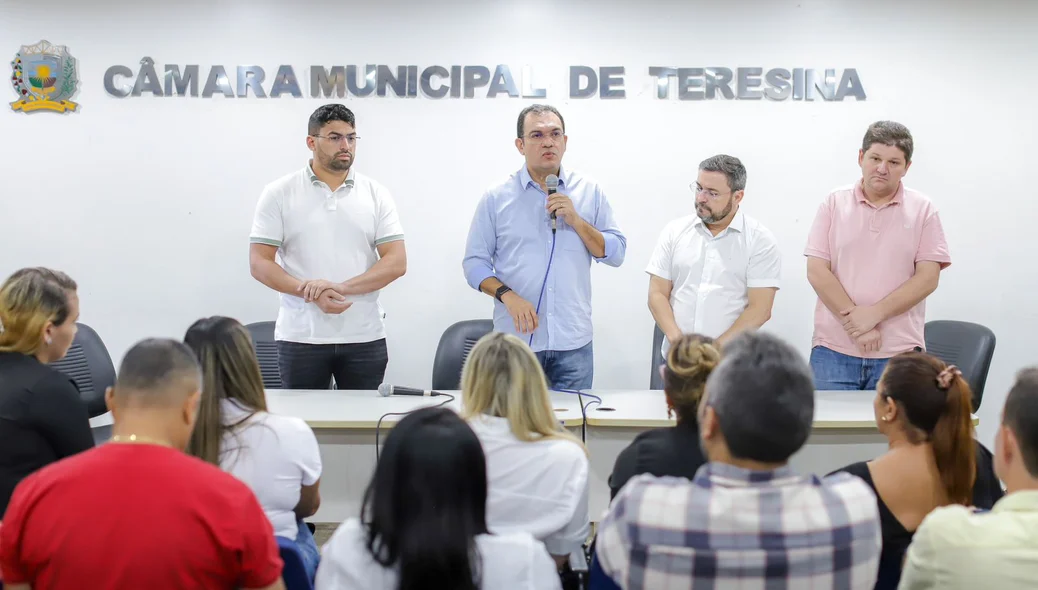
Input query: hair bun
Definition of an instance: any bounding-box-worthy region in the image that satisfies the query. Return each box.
[669,337,720,379]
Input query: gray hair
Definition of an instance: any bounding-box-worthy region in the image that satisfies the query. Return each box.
[704,332,815,463]
[699,154,747,193]
[862,120,914,162]
[517,104,565,138]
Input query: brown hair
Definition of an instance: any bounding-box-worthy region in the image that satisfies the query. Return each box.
[880,352,975,505]
[862,120,914,162]
[664,334,721,422]
[0,268,78,355]
[183,316,269,466]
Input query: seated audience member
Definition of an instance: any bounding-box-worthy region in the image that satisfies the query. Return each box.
[593,331,882,590]
[316,406,560,589]
[460,332,590,565]
[899,367,1038,589]
[0,338,285,590]
[833,352,1003,589]
[184,316,323,580]
[608,333,719,499]
[0,267,92,515]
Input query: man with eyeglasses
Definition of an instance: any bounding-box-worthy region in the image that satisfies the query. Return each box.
[249,104,406,390]
[463,104,626,390]
[646,155,780,358]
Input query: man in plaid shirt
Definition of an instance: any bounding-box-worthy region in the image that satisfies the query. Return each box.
[593,332,881,589]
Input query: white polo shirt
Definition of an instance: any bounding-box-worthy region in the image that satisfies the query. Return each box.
[646,209,781,357]
[250,164,404,344]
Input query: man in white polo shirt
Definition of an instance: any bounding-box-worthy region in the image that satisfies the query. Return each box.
[646,155,781,360]
[249,104,406,390]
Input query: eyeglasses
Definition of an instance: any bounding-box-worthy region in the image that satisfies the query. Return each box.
[313,133,360,145]
[690,183,730,200]
[524,130,564,142]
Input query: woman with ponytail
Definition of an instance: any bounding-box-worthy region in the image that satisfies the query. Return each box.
[608,333,721,499]
[834,352,1003,589]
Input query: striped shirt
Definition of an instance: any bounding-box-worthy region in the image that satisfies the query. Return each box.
[595,462,882,589]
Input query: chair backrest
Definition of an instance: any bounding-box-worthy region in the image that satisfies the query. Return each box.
[924,320,996,412]
[649,324,665,390]
[48,323,115,417]
[431,319,495,390]
[276,536,313,590]
[245,321,283,389]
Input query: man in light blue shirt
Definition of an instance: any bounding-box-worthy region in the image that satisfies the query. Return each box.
[463,104,626,389]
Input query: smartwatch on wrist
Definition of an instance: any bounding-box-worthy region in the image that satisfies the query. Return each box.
[495,285,512,302]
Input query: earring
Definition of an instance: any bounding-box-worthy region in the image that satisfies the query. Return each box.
[667,407,674,419]
[881,416,890,422]
[44,336,53,345]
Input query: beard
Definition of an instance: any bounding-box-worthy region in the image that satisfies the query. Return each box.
[696,197,734,224]
[322,152,353,172]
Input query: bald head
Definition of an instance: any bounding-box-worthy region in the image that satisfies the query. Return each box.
[113,338,202,406]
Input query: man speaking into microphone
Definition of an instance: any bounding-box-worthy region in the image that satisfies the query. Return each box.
[462,105,626,390]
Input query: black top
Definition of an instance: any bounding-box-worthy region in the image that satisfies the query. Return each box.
[608,420,706,499]
[0,351,94,515]
[837,442,1004,590]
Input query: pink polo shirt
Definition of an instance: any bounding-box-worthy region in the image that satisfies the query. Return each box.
[805,181,951,358]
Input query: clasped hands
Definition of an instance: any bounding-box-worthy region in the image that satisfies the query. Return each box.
[841,305,883,353]
[298,280,352,314]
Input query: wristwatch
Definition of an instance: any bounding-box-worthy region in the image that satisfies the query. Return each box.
[495,285,512,302]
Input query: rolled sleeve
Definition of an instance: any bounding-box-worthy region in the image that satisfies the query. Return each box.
[250,185,284,248]
[747,228,782,289]
[804,196,833,261]
[462,192,498,291]
[592,189,626,267]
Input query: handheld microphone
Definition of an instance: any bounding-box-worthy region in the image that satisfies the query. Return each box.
[546,174,559,232]
[378,383,445,397]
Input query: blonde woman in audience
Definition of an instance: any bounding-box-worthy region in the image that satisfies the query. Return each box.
[460,332,590,568]
[316,406,561,589]
[0,267,92,515]
[833,352,1004,590]
[608,333,720,499]
[184,316,323,580]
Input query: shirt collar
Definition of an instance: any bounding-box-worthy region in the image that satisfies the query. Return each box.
[695,461,802,488]
[307,161,355,191]
[854,178,903,209]
[993,490,1038,514]
[518,165,568,191]
[692,207,745,236]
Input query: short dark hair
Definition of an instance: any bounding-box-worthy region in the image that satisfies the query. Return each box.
[517,104,565,138]
[704,332,814,463]
[699,154,747,192]
[115,338,201,401]
[308,104,356,136]
[363,407,487,590]
[862,120,914,162]
[1003,368,1038,478]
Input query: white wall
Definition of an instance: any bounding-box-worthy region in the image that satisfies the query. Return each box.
[3,0,1036,447]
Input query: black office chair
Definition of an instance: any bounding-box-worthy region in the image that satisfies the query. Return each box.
[48,322,115,418]
[649,324,665,390]
[924,320,996,412]
[431,320,495,390]
[245,321,283,389]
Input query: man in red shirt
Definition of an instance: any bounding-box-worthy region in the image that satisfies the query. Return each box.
[0,338,285,590]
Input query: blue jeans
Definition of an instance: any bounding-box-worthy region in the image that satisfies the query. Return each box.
[810,346,889,391]
[295,519,320,581]
[536,342,593,390]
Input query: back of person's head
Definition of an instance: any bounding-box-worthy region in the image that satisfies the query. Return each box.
[182,316,268,465]
[460,332,584,451]
[363,407,487,590]
[878,352,975,505]
[107,338,203,450]
[997,368,1038,487]
[664,334,721,423]
[700,332,814,464]
[0,267,79,361]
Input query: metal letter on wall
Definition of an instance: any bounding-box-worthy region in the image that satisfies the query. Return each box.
[202,65,234,98]
[165,64,199,97]
[238,65,267,98]
[269,65,302,98]
[104,65,133,97]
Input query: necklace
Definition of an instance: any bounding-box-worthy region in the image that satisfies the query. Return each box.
[110,434,173,448]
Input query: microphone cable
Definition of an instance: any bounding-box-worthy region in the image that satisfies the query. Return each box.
[374,393,456,464]
[529,228,556,348]
[553,388,602,443]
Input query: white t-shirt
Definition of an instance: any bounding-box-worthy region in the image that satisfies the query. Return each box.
[219,399,322,540]
[250,164,405,344]
[467,415,590,556]
[646,210,781,356]
[315,518,561,590]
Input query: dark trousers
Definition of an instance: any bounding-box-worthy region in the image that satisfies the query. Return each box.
[277,339,388,390]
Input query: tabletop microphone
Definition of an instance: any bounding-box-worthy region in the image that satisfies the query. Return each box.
[546,174,559,232]
[378,383,445,397]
